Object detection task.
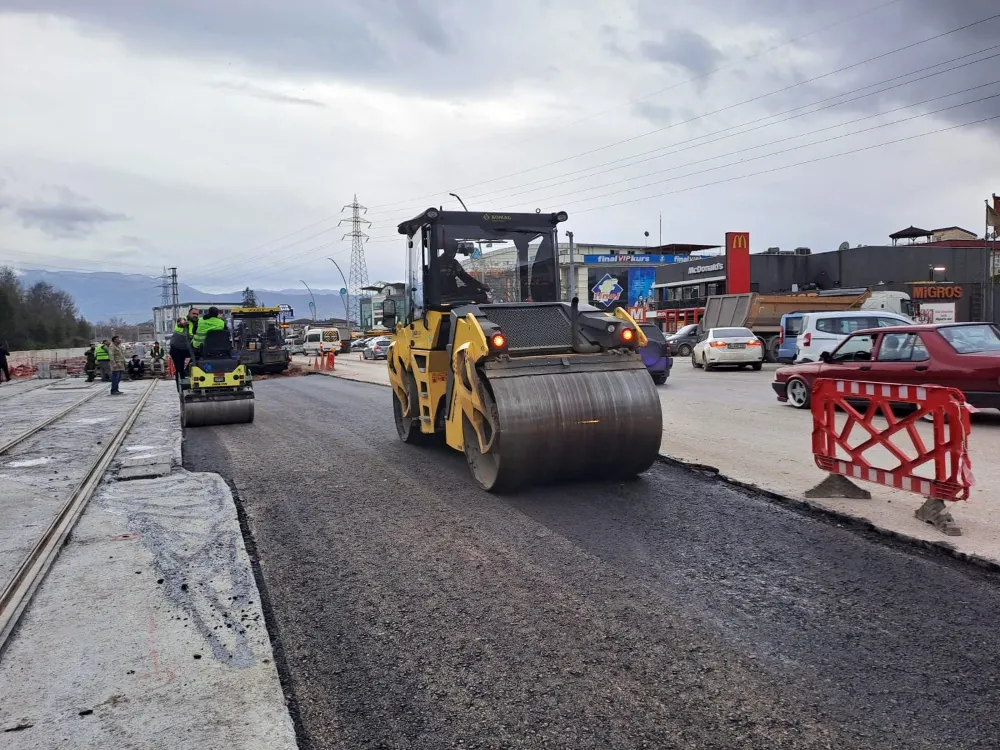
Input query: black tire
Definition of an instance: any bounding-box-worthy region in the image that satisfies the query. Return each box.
[703,356,713,372]
[751,362,763,371]
[677,343,692,357]
[691,354,701,369]
[764,336,780,363]
[652,372,667,385]
[786,377,810,409]
[393,372,430,444]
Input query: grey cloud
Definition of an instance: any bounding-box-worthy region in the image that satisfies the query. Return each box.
[0,0,466,91]
[623,0,1000,135]
[14,186,128,238]
[209,81,326,108]
[632,102,676,125]
[641,29,723,78]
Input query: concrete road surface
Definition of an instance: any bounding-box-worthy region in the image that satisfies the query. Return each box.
[185,375,1000,750]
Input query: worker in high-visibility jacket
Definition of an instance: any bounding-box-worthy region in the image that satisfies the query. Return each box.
[169,308,200,390]
[95,339,111,382]
[191,306,226,352]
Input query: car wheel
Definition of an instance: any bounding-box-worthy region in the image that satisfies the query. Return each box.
[652,372,667,385]
[691,354,701,368]
[751,362,763,371]
[677,343,692,357]
[786,377,810,408]
[703,355,713,372]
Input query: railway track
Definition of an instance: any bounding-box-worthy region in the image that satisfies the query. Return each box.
[0,379,158,654]
[0,380,51,403]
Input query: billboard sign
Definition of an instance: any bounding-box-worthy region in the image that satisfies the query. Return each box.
[590,272,625,308]
[628,267,656,306]
[583,254,681,264]
[725,232,750,294]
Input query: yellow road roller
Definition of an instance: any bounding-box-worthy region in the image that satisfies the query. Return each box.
[180,326,255,427]
[382,207,662,491]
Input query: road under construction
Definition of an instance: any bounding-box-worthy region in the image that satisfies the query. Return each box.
[2,369,1000,748]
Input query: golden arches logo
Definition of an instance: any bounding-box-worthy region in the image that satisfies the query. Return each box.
[730,233,748,249]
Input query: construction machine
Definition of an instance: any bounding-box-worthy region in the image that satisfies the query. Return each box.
[231,306,291,374]
[180,325,255,427]
[383,208,662,491]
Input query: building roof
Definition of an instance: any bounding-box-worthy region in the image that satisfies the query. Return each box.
[889,226,933,239]
[930,226,977,236]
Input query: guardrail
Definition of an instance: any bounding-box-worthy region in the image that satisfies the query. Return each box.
[806,378,975,535]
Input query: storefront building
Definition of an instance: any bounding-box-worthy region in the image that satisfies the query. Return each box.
[648,234,999,330]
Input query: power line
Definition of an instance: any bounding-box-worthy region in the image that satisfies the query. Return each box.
[177,2,930,275]
[354,111,999,246]
[356,45,1000,237]
[385,0,915,187]
[514,86,1000,208]
[175,9,1000,281]
[361,11,1000,216]
[571,112,1000,215]
[354,46,1000,240]
[461,46,1000,206]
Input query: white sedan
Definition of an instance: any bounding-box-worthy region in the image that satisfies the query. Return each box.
[691,327,764,371]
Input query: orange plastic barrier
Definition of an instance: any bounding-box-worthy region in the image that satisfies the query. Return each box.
[324,351,336,370]
[811,378,974,501]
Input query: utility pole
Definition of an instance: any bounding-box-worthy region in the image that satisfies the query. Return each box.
[339,195,371,329]
[159,267,171,308]
[169,267,179,327]
[566,231,576,301]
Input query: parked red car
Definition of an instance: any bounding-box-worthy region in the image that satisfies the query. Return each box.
[772,322,1000,411]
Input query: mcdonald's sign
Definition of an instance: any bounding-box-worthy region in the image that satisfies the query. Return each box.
[726,232,750,294]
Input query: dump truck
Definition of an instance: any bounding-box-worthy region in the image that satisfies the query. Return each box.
[699,289,916,362]
[383,207,661,492]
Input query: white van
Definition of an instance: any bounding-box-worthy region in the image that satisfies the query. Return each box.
[302,328,341,356]
[796,311,912,362]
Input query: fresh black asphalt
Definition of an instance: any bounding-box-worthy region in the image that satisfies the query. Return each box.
[185,374,1000,749]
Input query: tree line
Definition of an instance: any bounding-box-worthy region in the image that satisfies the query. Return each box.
[0,266,93,350]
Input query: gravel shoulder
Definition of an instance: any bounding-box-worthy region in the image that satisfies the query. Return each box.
[186,375,1000,750]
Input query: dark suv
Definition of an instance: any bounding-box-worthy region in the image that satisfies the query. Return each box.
[664,323,700,357]
[638,323,672,385]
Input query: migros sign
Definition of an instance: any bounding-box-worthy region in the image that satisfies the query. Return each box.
[912,285,964,300]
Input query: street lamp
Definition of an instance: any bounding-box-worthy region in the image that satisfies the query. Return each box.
[299,280,317,320]
[449,192,469,211]
[327,258,350,327]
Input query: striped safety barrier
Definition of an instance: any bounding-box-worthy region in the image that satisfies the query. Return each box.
[811,378,975,501]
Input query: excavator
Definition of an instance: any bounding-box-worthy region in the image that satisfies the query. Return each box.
[383,208,662,491]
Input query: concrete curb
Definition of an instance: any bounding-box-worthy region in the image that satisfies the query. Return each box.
[654,453,1000,575]
[295,365,391,388]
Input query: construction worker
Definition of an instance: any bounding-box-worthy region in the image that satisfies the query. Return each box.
[169,309,200,389]
[95,339,111,381]
[149,341,165,377]
[108,335,127,395]
[191,307,226,352]
[84,344,97,382]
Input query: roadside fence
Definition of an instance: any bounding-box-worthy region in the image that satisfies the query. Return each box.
[807,378,975,536]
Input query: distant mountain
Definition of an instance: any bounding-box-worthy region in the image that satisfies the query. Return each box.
[13,269,352,323]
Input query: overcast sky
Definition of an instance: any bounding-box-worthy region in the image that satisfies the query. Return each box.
[0,0,997,292]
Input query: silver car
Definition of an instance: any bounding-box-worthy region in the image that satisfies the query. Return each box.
[691,327,764,371]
